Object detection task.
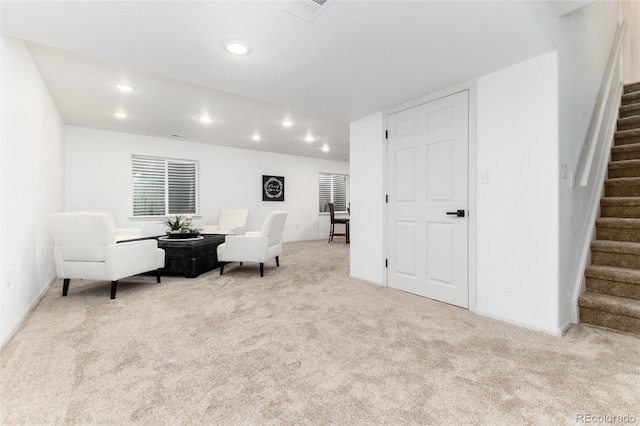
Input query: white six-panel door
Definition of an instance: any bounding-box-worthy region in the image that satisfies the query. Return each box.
[386,91,469,308]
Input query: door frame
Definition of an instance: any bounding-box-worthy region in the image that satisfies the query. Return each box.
[383,80,477,312]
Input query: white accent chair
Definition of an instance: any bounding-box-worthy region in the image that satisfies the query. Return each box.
[201,209,249,235]
[49,211,166,299]
[73,210,145,242]
[115,228,145,242]
[217,211,287,277]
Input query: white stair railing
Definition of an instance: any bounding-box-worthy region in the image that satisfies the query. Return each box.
[577,19,627,187]
[571,20,627,324]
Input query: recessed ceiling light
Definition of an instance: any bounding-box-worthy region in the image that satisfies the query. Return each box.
[282,120,294,127]
[322,144,330,152]
[252,135,262,141]
[116,84,134,92]
[113,112,128,119]
[224,40,250,55]
[199,116,213,123]
[304,135,315,142]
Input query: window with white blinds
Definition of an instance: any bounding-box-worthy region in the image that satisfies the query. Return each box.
[132,155,198,217]
[318,173,348,213]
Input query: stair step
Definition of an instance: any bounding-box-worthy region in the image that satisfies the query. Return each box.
[617,115,640,131]
[579,82,640,336]
[622,91,640,106]
[614,128,640,146]
[612,143,640,161]
[620,103,640,119]
[596,218,640,242]
[601,197,640,218]
[591,240,640,269]
[579,292,640,335]
[579,291,640,318]
[585,265,640,300]
[624,82,640,94]
[604,177,640,197]
[608,159,640,178]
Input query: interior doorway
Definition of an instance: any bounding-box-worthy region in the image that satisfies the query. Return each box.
[386,90,470,308]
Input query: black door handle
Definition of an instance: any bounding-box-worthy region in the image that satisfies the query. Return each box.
[446,210,465,217]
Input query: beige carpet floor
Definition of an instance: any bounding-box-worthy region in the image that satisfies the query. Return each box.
[1,240,639,425]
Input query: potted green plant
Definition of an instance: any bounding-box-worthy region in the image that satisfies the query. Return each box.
[161,215,200,239]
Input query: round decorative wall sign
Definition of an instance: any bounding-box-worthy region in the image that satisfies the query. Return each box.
[262,175,285,201]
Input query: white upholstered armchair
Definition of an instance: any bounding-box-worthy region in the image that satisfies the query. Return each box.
[217,211,287,277]
[73,210,145,242]
[201,208,249,235]
[115,227,144,242]
[49,211,165,299]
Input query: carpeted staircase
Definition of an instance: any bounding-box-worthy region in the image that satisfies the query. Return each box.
[579,81,640,336]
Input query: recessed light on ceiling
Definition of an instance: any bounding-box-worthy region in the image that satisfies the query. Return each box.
[304,135,314,142]
[199,116,213,123]
[282,120,294,127]
[322,144,330,152]
[113,112,128,119]
[252,135,262,141]
[224,40,251,55]
[116,84,134,92]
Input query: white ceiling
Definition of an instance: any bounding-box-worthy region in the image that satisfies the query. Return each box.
[1,0,558,161]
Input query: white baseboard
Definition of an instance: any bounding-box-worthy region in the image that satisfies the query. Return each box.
[475,309,565,336]
[349,273,385,287]
[0,274,56,348]
[559,320,574,336]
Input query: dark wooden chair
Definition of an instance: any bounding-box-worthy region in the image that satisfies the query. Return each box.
[328,203,350,243]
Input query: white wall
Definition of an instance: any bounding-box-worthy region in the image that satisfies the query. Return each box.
[622,0,640,83]
[550,0,597,17]
[349,1,624,335]
[349,112,385,285]
[349,52,562,334]
[476,51,560,333]
[1,36,65,345]
[64,127,349,242]
[551,0,620,328]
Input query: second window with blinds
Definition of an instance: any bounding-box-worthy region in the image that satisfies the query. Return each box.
[319,173,348,213]
[132,155,198,217]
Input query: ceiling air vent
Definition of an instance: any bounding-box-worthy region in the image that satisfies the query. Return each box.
[281,0,332,22]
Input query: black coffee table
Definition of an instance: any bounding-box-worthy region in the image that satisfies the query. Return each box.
[157,234,226,278]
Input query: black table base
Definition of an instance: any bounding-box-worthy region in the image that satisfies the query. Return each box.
[157,234,226,278]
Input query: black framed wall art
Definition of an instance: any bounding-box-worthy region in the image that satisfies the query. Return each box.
[262,175,285,201]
